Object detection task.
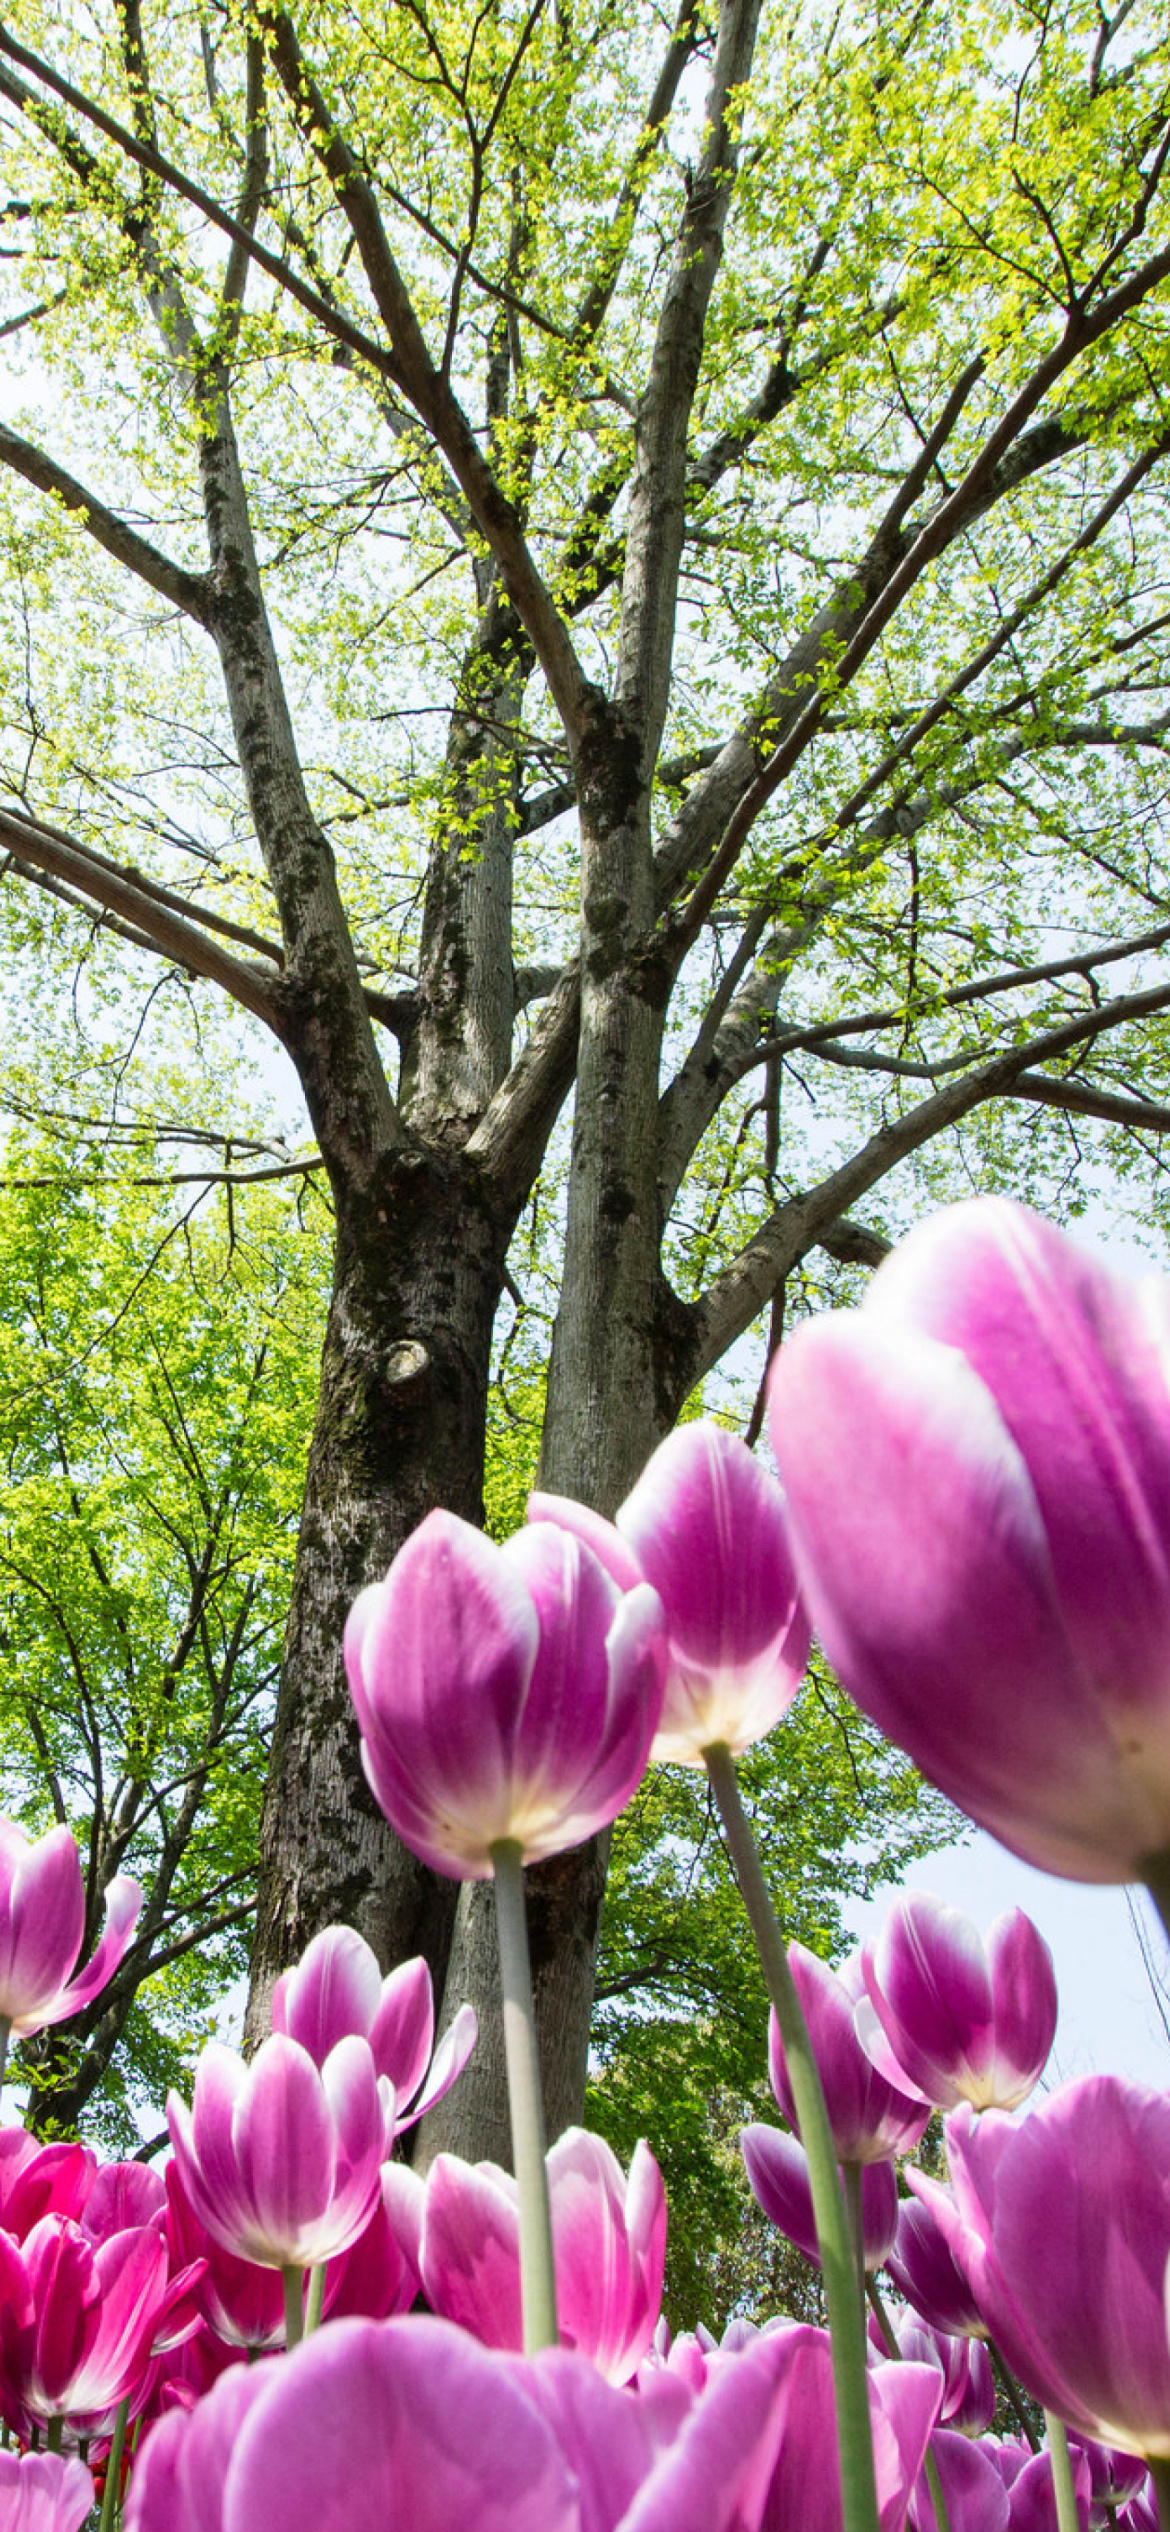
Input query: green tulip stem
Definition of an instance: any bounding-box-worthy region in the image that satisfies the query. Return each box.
[988,2340,1040,2449]
[1046,2413,1081,2532]
[490,1836,559,2355]
[98,2397,130,2532]
[704,1741,881,2532]
[867,2278,951,2532]
[1149,2457,1170,2532]
[282,2265,304,2349]
[46,2417,63,2454]
[303,2263,325,2336]
[841,2160,866,2311]
[0,2017,9,2096]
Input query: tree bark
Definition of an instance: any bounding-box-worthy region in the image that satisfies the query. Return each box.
[244,1148,510,2044]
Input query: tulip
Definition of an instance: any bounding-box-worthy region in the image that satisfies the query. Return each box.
[166,2032,393,2279]
[1004,2444,1092,2532]
[0,1822,141,2063]
[766,1196,1170,1891]
[770,1946,929,2162]
[913,2079,1170,2455]
[857,1896,1057,2112]
[0,2128,94,2239]
[741,2123,898,2271]
[530,1419,809,1765]
[871,2306,995,2435]
[271,1925,476,2128]
[0,2450,94,2531]
[344,1511,666,1880]
[908,2430,1011,2532]
[0,2216,193,2437]
[409,2128,666,2383]
[886,2194,986,2341]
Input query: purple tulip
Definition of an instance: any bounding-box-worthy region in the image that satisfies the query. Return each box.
[1005,2445,1092,2532]
[166,2031,393,2270]
[857,1895,1057,2111]
[414,2127,666,2382]
[766,1196,1170,1884]
[886,2193,986,2340]
[741,2123,898,2270]
[0,1821,141,2038]
[344,1512,666,1878]
[530,1420,810,1765]
[0,2450,95,2531]
[872,2305,995,2434]
[0,2216,190,2436]
[915,2079,1170,2453]
[908,2430,1010,2532]
[770,1945,929,2161]
[747,2325,943,2532]
[271,1926,477,2129]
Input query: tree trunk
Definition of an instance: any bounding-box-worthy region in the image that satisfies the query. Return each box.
[244,1148,509,2045]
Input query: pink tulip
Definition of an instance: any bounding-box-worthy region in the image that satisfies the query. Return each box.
[344,1511,666,1878]
[741,2122,898,2270]
[857,1895,1057,2112]
[0,2215,193,2435]
[0,2450,94,2531]
[871,2305,995,2434]
[886,2192,986,2340]
[530,1420,809,1764]
[271,1925,476,2128]
[769,1945,929,2161]
[766,1198,1170,1885]
[913,2078,1170,2454]
[411,2127,666,2382]
[0,1821,141,2038]
[166,2031,393,2270]
[908,2431,1011,2532]
[0,2128,94,2238]
[1004,2444,1092,2532]
[82,2160,167,2242]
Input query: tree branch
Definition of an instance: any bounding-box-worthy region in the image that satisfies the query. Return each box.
[0,420,213,621]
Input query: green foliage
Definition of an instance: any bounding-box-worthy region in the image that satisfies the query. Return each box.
[588,1664,958,2329]
[0,1131,329,2147]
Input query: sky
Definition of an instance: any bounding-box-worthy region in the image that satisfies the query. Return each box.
[841,1831,1170,2092]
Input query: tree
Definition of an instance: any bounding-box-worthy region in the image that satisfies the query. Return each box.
[0,1131,325,2149]
[0,0,1166,2158]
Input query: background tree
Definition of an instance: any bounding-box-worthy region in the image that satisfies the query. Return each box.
[0,1128,325,2148]
[0,0,1164,2160]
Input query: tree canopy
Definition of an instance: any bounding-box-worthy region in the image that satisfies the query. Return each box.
[0,0,1165,2158]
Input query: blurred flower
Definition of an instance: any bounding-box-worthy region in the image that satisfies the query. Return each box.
[0,1821,141,2038]
[857,1896,1057,2112]
[0,2128,94,2239]
[530,1420,809,1765]
[0,2449,94,2531]
[344,1512,665,1878]
[767,1197,1170,1884]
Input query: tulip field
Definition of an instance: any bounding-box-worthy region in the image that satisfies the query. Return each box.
[0,1194,1166,2528]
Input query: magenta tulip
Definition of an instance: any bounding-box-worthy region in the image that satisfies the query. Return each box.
[0,2451,94,2531]
[857,1895,1057,2111]
[0,2216,191,2435]
[914,2078,1170,2454]
[124,2364,272,2532]
[1005,2445,1091,2532]
[344,1511,665,1877]
[166,2031,392,2270]
[908,2431,1011,2532]
[886,2192,986,2340]
[0,2128,94,2238]
[0,1821,141,2040]
[530,1419,809,1765]
[741,2122,898,2270]
[271,1925,476,2127]
[769,1945,929,2161]
[766,1197,1170,1885]
[871,2306,995,2434]
[413,2127,666,2382]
